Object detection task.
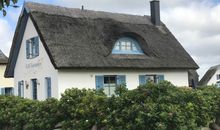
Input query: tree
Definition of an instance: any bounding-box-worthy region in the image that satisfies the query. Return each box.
[0,0,19,16]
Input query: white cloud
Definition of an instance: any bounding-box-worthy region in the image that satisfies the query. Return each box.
[0,5,21,56]
[0,19,13,57]
[161,1,220,77]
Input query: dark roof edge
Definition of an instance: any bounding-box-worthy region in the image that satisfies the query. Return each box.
[5,5,58,78]
[5,8,29,78]
[57,66,198,70]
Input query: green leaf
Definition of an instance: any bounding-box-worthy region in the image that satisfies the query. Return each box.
[4,0,10,6]
[0,0,4,9]
[12,0,18,4]
[3,9,6,16]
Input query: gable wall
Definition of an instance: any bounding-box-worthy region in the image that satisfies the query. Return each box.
[14,17,58,100]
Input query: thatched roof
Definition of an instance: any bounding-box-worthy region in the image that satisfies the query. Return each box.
[5,2,198,77]
[198,65,220,86]
[0,50,8,64]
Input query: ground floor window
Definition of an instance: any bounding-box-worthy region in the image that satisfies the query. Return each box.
[5,88,14,95]
[45,77,52,98]
[104,76,117,96]
[31,79,38,100]
[139,75,164,85]
[1,87,14,96]
[217,74,220,80]
[217,81,220,88]
[18,81,24,97]
[95,75,126,96]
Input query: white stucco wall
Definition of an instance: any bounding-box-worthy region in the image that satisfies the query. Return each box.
[58,69,188,99]
[207,69,220,86]
[14,17,58,100]
[0,65,13,87]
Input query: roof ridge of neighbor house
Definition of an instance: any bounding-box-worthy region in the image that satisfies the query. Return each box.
[209,64,220,70]
[198,64,220,86]
[5,1,199,78]
[0,49,8,64]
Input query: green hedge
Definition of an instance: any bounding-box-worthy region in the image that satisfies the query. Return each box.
[0,81,219,130]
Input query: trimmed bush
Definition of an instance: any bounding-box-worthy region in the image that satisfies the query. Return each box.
[0,81,219,130]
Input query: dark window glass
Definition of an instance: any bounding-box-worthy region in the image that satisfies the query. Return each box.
[104,76,116,84]
[5,88,13,96]
[217,74,220,80]
[45,77,51,98]
[32,79,37,100]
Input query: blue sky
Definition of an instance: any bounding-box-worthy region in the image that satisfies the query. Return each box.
[0,0,220,78]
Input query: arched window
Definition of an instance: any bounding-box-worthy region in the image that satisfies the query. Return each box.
[112,37,143,54]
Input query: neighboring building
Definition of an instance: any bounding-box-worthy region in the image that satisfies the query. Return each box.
[198,65,220,87]
[0,50,14,95]
[5,1,199,100]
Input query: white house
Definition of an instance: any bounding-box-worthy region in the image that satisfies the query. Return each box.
[198,65,220,87]
[0,50,14,95]
[5,1,199,100]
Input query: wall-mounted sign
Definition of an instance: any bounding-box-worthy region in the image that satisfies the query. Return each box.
[26,62,42,69]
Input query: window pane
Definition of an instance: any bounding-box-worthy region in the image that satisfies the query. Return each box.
[109,86,116,96]
[132,43,138,51]
[103,76,116,96]
[109,76,116,84]
[112,37,143,54]
[217,82,220,87]
[5,88,12,96]
[126,41,132,50]
[45,77,51,98]
[217,74,220,80]
[18,81,24,97]
[18,82,21,96]
[104,76,116,84]
[121,41,126,50]
[114,42,120,50]
[104,77,109,84]
[29,43,32,58]
[32,79,37,100]
[32,44,36,56]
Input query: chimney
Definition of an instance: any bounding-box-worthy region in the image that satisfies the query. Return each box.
[150,0,160,26]
[82,5,84,10]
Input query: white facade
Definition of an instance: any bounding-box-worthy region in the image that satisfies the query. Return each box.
[0,65,14,95]
[13,17,190,100]
[14,18,58,100]
[58,69,188,99]
[207,68,220,87]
